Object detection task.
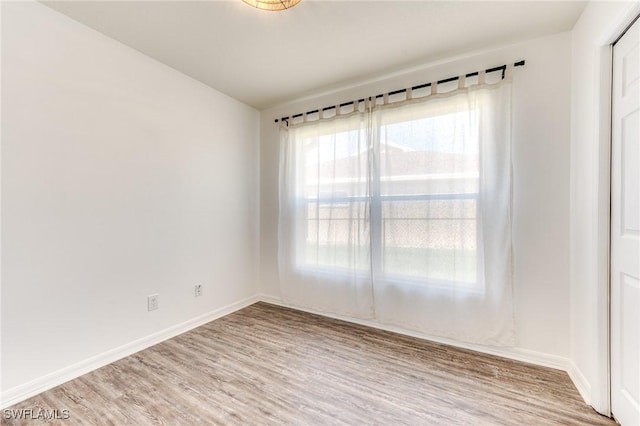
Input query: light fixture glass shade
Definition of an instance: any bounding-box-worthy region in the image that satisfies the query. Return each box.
[242,0,301,11]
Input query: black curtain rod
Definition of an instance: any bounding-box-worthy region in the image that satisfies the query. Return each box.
[275,60,525,123]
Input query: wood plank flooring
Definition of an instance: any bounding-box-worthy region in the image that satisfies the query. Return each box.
[3,302,614,425]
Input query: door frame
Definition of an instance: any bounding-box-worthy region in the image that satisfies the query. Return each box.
[594,4,640,417]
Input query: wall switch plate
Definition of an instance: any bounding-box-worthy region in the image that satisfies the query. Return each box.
[148,294,159,311]
[195,284,202,297]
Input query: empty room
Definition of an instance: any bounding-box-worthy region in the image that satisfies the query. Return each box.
[1,0,639,424]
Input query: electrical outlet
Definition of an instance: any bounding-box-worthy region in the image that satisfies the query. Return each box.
[195,284,202,297]
[148,294,159,311]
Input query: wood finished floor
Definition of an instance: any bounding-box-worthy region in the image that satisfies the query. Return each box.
[3,302,614,425]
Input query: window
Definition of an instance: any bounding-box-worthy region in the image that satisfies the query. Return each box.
[377,107,480,289]
[278,79,514,345]
[295,104,480,289]
[298,125,370,273]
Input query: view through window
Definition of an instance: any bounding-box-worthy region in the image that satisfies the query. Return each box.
[300,107,480,289]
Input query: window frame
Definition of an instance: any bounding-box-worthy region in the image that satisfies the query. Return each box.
[293,101,483,291]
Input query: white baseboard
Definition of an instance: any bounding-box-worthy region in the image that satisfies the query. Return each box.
[567,360,592,406]
[258,294,571,372]
[1,294,261,409]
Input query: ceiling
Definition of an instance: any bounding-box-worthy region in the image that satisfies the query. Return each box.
[42,1,586,110]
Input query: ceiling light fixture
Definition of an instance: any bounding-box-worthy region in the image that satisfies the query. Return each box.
[242,0,301,11]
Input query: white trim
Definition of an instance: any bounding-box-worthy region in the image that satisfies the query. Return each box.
[568,361,593,406]
[0,2,4,411]
[593,39,614,418]
[259,294,571,372]
[0,295,261,409]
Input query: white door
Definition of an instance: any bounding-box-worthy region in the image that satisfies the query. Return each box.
[611,16,640,426]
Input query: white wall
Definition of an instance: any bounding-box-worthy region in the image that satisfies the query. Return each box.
[569,1,640,414]
[1,1,259,404]
[260,33,572,364]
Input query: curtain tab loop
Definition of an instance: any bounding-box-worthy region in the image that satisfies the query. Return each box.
[504,64,513,80]
[406,87,413,100]
[430,82,437,96]
[383,93,389,105]
[478,70,486,86]
[458,75,466,90]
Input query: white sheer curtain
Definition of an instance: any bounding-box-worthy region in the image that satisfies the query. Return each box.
[278,107,374,318]
[371,80,514,345]
[279,73,515,346]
